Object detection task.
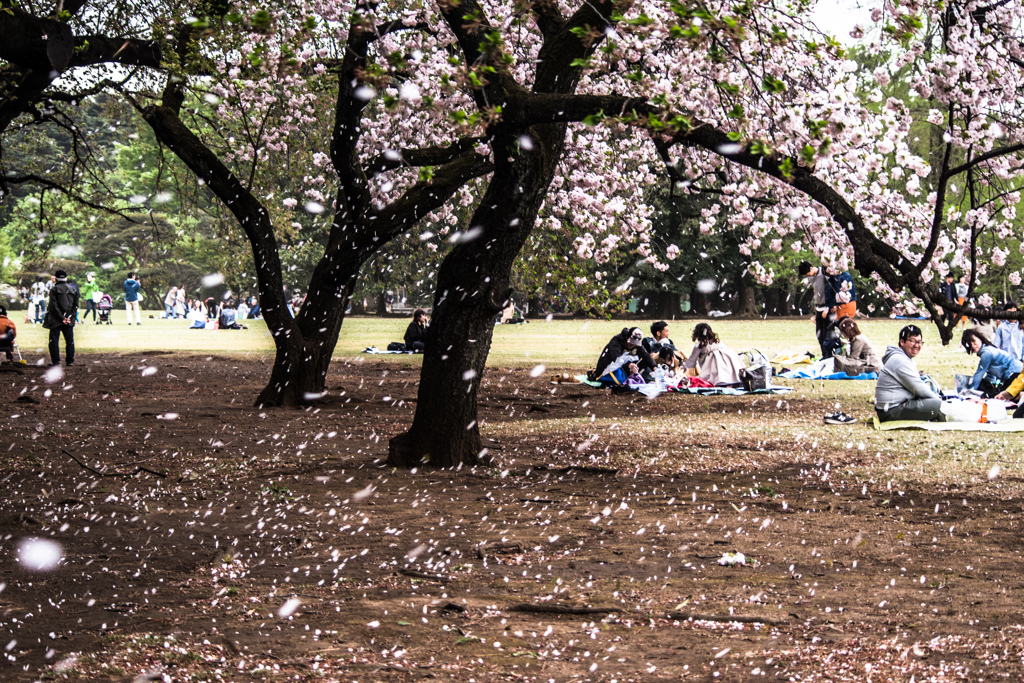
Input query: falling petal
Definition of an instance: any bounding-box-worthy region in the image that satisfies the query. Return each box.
[278,598,301,618]
[697,279,717,294]
[17,538,63,571]
[352,485,376,502]
[304,201,325,214]
[202,273,225,287]
[530,365,546,378]
[44,365,64,384]
[354,86,376,101]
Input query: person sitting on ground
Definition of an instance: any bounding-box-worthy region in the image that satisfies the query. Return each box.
[962,328,1022,397]
[970,315,995,346]
[680,322,744,386]
[405,308,429,352]
[993,302,1023,361]
[993,347,1024,418]
[590,327,656,384]
[642,321,676,355]
[832,317,883,376]
[500,301,516,324]
[875,325,942,422]
[219,301,247,330]
[0,305,16,362]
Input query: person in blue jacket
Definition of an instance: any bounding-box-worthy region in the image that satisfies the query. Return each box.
[124,272,142,325]
[962,328,1022,397]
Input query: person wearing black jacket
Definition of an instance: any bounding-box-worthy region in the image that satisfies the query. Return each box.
[939,273,958,326]
[44,269,80,367]
[404,308,428,352]
[591,327,656,381]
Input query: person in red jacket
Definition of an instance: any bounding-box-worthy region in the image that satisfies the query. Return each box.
[0,305,16,361]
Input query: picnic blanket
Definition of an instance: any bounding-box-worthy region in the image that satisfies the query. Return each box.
[777,357,876,380]
[363,346,411,354]
[872,416,1024,432]
[771,351,814,365]
[571,375,792,396]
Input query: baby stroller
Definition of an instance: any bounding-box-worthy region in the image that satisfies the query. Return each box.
[97,294,114,324]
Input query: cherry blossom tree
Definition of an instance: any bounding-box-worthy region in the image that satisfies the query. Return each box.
[129,2,492,406]
[388,0,1024,467]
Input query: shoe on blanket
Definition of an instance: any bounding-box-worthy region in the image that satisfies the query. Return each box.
[823,411,856,425]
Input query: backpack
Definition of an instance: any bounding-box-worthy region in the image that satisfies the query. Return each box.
[387,341,408,352]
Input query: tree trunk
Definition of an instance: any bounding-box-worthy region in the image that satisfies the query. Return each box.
[763,288,780,316]
[655,291,680,319]
[691,290,709,315]
[389,128,561,468]
[735,283,758,317]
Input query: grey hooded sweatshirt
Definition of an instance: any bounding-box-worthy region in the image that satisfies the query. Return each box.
[875,345,939,411]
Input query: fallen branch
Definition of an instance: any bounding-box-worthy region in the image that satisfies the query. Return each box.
[398,568,457,582]
[509,603,617,615]
[665,611,785,626]
[62,449,167,478]
[532,465,619,475]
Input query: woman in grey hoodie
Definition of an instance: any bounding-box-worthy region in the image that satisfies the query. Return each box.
[875,325,942,422]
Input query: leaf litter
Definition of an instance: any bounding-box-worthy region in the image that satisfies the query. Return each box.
[0,355,1023,680]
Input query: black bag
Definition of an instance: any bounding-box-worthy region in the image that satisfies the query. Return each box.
[740,364,770,391]
[387,341,407,352]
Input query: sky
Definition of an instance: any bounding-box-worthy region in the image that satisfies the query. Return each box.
[810,0,877,45]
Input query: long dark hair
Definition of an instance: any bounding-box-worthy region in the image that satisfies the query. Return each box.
[692,323,719,346]
[961,328,989,354]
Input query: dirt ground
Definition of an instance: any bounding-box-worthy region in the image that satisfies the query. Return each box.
[2,353,1024,682]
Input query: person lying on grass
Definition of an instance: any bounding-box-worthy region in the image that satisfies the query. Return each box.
[961,327,1022,398]
[875,325,941,422]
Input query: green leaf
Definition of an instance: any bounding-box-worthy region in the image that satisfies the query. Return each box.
[251,9,271,29]
[779,157,795,180]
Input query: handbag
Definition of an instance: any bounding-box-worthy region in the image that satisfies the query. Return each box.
[739,364,770,391]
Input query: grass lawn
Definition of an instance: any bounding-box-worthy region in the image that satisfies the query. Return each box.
[7,309,974,379]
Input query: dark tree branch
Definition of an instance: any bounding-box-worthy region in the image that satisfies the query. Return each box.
[4,172,142,221]
[371,151,493,233]
[139,104,293,335]
[944,142,1024,179]
[365,137,486,177]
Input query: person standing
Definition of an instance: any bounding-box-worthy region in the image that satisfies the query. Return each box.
[939,273,958,327]
[164,286,178,318]
[44,269,80,367]
[798,261,831,358]
[124,272,142,325]
[174,286,187,318]
[992,302,1023,362]
[80,273,99,323]
[955,275,970,328]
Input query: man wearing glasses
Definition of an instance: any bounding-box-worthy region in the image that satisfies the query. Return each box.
[875,325,942,422]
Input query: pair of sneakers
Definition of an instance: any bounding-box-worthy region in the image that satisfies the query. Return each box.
[823,410,856,425]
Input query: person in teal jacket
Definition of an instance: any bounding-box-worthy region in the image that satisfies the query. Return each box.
[80,273,99,323]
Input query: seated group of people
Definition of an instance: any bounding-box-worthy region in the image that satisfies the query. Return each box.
[589,321,747,387]
[875,320,1024,423]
